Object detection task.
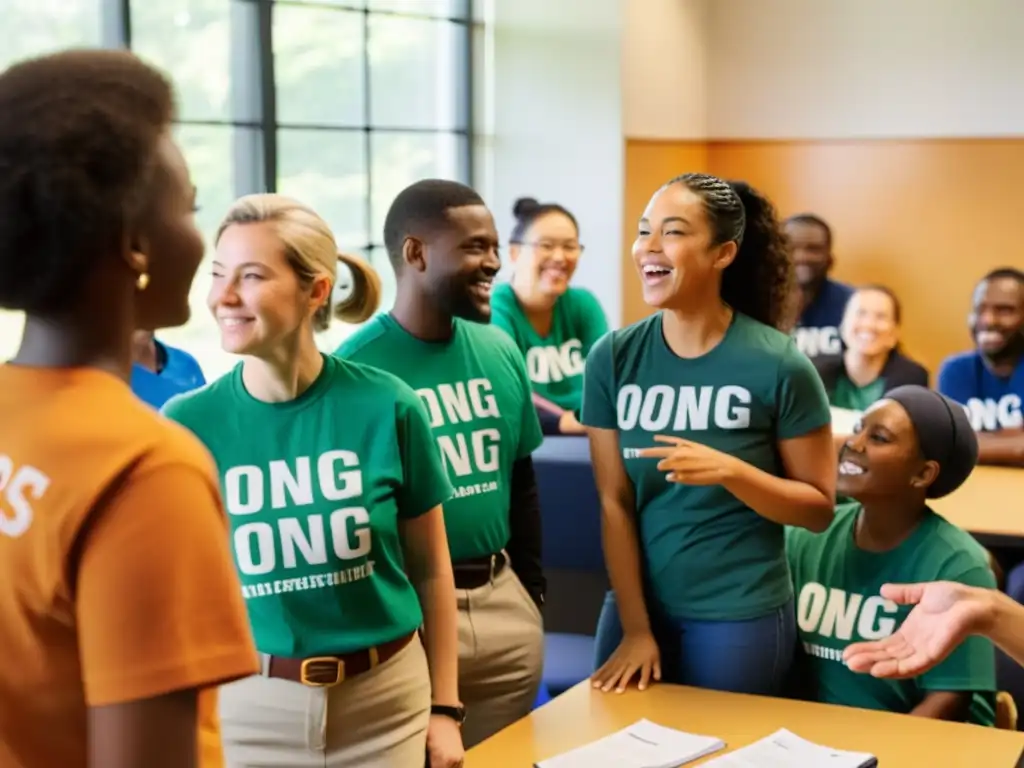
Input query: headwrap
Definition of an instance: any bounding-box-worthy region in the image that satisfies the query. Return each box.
[883,385,978,498]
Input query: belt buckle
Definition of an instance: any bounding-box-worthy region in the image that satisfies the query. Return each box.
[300,657,345,687]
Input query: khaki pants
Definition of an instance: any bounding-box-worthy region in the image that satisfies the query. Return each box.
[458,561,545,748]
[218,635,430,768]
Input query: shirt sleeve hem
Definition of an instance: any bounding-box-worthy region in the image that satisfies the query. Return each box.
[85,646,260,708]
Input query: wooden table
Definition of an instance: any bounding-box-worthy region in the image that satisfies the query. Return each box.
[931,466,1024,542]
[467,682,1024,767]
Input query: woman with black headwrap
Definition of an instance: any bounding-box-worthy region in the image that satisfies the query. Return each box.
[785,385,998,724]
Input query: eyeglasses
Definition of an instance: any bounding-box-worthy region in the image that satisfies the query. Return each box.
[516,240,585,257]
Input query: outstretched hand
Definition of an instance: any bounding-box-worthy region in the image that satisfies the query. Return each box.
[638,435,739,486]
[843,581,993,679]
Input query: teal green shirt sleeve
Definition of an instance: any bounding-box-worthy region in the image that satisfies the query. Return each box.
[919,564,998,694]
[394,387,453,519]
[575,289,610,351]
[580,330,616,428]
[776,341,832,439]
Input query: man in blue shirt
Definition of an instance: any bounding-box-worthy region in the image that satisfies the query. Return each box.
[937,267,1024,467]
[784,213,854,359]
[130,330,206,409]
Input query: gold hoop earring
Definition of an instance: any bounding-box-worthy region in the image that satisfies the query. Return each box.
[135,272,150,291]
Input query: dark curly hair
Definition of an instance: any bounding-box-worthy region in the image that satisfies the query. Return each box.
[665,173,795,331]
[0,49,175,315]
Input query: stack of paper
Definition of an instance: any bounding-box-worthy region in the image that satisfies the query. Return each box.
[534,719,725,768]
[702,729,877,768]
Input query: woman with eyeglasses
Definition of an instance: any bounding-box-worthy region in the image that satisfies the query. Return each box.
[490,198,609,435]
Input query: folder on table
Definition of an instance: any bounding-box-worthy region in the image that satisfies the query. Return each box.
[534,718,725,768]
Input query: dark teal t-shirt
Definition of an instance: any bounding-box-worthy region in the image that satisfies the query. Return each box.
[336,314,544,562]
[162,354,452,656]
[786,503,997,725]
[581,311,831,621]
[489,283,609,412]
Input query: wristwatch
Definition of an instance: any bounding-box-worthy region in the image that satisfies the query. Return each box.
[430,703,467,726]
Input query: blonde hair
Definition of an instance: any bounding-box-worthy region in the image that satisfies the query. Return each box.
[215,193,382,330]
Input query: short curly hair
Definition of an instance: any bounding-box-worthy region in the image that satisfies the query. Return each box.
[665,173,795,331]
[0,49,175,315]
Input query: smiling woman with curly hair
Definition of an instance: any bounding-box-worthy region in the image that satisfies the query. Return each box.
[580,173,837,698]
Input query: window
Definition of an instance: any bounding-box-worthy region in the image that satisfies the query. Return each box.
[0,0,105,363]
[0,0,473,372]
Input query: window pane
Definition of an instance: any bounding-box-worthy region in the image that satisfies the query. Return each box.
[158,124,257,381]
[0,0,103,70]
[131,0,251,123]
[0,0,103,360]
[278,129,369,252]
[368,16,466,130]
[370,131,465,242]
[367,0,469,19]
[274,5,365,127]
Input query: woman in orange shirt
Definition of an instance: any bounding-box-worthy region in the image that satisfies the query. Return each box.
[0,49,258,768]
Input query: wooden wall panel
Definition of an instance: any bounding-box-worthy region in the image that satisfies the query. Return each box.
[623,138,1024,373]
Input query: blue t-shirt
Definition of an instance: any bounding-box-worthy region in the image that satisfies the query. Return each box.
[793,279,854,359]
[131,341,206,410]
[937,350,1024,432]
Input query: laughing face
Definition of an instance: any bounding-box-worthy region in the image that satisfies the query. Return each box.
[510,211,581,300]
[423,204,501,323]
[784,219,832,290]
[969,275,1024,359]
[840,288,899,358]
[632,183,736,309]
[837,399,938,501]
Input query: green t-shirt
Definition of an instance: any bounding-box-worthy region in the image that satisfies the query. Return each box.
[581,311,831,621]
[490,283,609,412]
[831,374,886,412]
[162,354,452,657]
[786,503,997,725]
[336,314,544,562]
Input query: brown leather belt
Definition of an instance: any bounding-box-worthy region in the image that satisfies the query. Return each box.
[453,551,507,590]
[267,631,415,687]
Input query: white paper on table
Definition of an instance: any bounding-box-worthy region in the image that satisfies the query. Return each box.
[534,718,725,768]
[700,729,877,768]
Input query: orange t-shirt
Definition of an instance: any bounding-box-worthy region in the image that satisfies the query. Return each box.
[0,365,259,768]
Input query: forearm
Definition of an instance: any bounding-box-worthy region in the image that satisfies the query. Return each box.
[909,691,971,721]
[601,507,652,634]
[976,430,1024,467]
[984,589,1024,667]
[418,571,460,706]
[722,461,834,532]
[506,457,546,605]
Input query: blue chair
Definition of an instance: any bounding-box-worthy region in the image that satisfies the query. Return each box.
[533,437,608,697]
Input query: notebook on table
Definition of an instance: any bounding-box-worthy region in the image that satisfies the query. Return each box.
[701,729,877,768]
[534,718,725,768]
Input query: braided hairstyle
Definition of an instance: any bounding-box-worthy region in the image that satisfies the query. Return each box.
[665,173,795,331]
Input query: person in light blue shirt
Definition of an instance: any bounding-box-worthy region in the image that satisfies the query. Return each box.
[937,267,1024,468]
[129,330,205,409]
[784,214,854,359]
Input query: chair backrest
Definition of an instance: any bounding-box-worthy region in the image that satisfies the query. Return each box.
[533,436,604,572]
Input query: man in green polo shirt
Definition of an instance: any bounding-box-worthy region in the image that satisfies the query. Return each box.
[337,179,545,748]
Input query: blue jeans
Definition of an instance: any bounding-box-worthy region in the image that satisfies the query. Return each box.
[593,591,796,695]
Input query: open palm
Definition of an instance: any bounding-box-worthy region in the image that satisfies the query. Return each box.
[843,582,990,679]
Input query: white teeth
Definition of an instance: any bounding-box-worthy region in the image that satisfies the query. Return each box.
[221,318,250,327]
[643,265,672,275]
[839,461,865,476]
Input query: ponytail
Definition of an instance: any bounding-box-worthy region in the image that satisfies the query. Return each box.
[332,252,382,325]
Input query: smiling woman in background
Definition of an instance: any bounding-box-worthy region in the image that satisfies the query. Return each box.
[814,285,929,413]
[490,198,609,435]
